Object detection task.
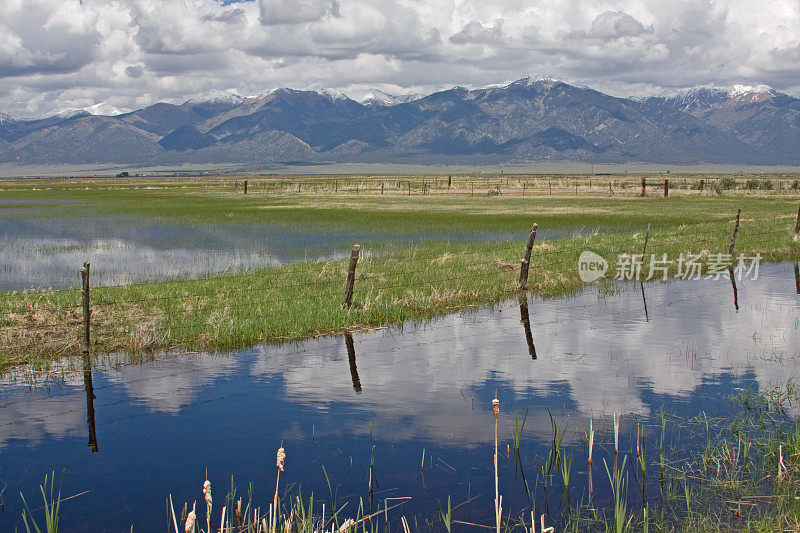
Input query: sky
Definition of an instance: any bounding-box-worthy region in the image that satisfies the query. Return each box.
[2,0,799,118]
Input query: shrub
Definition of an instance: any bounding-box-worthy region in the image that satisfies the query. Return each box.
[718,176,737,190]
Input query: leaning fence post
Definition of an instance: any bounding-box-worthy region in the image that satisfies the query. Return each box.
[729,208,741,255]
[517,224,539,290]
[344,245,361,307]
[81,261,91,353]
[664,179,669,198]
[794,205,800,242]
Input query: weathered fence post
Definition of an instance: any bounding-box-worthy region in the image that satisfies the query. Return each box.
[729,208,741,255]
[794,205,800,241]
[408,181,411,195]
[298,182,301,193]
[81,261,91,353]
[344,244,361,307]
[517,223,539,290]
[381,181,384,195]
[609,181,614,196]
[447,176,452,189]
[243,180,248,194]
[664,179,669,198]
[548,177,552,195]
[699,179,705,192]
[641,177,646,197]
[335,179,338,193]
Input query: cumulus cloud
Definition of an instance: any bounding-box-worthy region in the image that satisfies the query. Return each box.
[0,0,799,117]
[258,0,337,25]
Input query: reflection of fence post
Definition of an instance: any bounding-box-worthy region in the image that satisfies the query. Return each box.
[345,332,362,393]
[794,262,800,294]
[664,179,669,198]
[517,224,538,290]
[794,205,800,241]
[344,245,361,307]
[729,208,741,255]
[641,177,646,197]
[519,295,536,359]
[81,261,91,354]
[83,354,98,452]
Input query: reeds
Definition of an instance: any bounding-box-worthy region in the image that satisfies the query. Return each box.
[492,398,502,533]
[20,471,63,533]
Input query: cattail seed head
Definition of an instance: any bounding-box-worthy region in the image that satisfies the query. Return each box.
[203,480,212,506]
[185,502,196,533]
[492,399,500,419]
[276,447,286,471]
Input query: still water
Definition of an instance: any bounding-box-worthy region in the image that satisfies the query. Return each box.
[0,263,798,531]
[0,200,616,291]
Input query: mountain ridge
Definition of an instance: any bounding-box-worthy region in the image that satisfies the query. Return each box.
[1,78,798,166]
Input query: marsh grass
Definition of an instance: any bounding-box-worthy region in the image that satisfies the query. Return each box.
[3,179,800,367]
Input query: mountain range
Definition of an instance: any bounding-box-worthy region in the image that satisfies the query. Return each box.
[1,77,798,166]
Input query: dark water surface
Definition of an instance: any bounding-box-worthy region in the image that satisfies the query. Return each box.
[1,263,799,531]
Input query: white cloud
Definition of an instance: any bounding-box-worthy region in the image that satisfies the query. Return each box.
[0,0,799,117]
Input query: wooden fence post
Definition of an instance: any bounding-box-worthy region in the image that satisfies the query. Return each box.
[641,177,646,197]
[699,179,705,192]
[729,208,741,255]
[664,179,669,198]
[448,176,452,189]
[794,205,800,242]
[408,181,411,195]
[344,244,361,307]
[81,261,91,353]
[244,180,248,194]
[517,223,539,290]
[381,182,384,195]
[335,179,338,193]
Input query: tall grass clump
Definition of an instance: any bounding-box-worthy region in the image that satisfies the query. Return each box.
[20,471,63,533]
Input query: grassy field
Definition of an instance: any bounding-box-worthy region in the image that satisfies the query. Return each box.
[2,174,800,367]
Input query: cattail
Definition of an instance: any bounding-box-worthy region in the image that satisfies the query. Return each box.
[185,502,196,533]
[203,480,212,533]
[613,413,620,455]
[493,398,501,533]
[277,447,286,471]
[272,446,286,533]
[588,419,594,465]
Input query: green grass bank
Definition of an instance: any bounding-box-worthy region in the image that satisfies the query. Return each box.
[2,176,800,367]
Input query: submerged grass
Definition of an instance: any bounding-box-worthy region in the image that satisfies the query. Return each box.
[2,177,800,367]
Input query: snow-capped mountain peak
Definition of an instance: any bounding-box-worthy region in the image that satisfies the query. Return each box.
[183,90,246,106]
[357,89,424,107]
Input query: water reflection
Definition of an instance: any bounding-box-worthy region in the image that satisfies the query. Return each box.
[0,263,799,531]
[82,355,98,453]
[345,332,362,393]
[518,295,536,359]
